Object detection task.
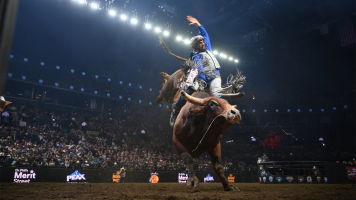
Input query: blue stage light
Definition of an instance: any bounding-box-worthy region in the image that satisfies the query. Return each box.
[39,79,43,83]
[321,109,324,112]
[242,110,245,113]
[139,100,142,103]
[333,107,336,110]
[309,109,312,112]
[166,106,169,108]
[287,109,290,112]
[24,58,28,62]
[94,91,97,94]
[95,75,98,79]
[344,105,347,108]
[70,86,74,90]
[264,109,267,113]
[22,76,26,80]
[297,109,300,112]
[119,81,122,84]
[252,110,255,113]
[9,55,13,58]
[149,88,152,91]
[159,104,162,107]
[276,109,279,112]
[71,69,74,73]
[159,91,161,93]
[55,83,59,87]
[81,88,84,92]
[139,86,142,89]
[128,98,131,101]
[82,72,86,76]
[8,73,12,77]
[119,96,122,99]
[108,78,111,82]
[56,66,60,70]
[40,62,44,66]
[107,93,110,97]
[128,83,131,86]
[149,102,152,105]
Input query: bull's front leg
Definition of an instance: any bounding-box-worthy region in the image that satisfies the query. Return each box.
[208,142,240,191]
[174,142,199,189]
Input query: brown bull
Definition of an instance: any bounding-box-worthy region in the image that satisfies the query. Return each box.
[155,69,183,106]
[173,91,241,191]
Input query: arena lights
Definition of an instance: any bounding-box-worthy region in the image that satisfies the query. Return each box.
[163,30,170,36]
[107,93,110,97]
[108,10,116,16]
[234,59,239,63]
[128,83,131,86]
[55,83,59,87]
[40,62,45,66]
[56,66,60,70]
[95,75,98,79]
[321,109,324,112]
[252,110,255,113]
[119,96,122,99]
[228,57,233,61]
[276,109,279,112]
[149,88,152,91]
[70,86,74,90]
[9,55,13,58]
[139,86,142,89]
[81,88,84,92]
[24,58,28,62]
[145,23,151,29]
[94,91,97,94]
[242,110,245,113]
[213,50,218,54]
[22,76,26,80]
[131,18,138,25]
[119,81,122,84]
[39,79,43,83]
[154,27,161,33]
[287,109,290,112]
[159,104,162,107]
[264,109,267,113]
[149,102,152,105]
[344,105,347,108]
[108,78,111,82]
[8,73,12,77]
[82,72,86,76]
[71,69,74,73]
[309,109,312,112]
[184,39,190,44]
[297,109,300,112]
[176,36,182,41]
[139,100,142,103]
[78,0,85,4]
[333,107,336,110]
[120,14,127,20]
[90,3,98,9]
[128,98,131,101]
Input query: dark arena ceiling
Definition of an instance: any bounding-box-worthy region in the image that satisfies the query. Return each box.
[4,0,355,111]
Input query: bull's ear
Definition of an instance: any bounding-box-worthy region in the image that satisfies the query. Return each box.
[188,106,206,117]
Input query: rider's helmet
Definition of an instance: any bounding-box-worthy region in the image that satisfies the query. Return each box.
[189,35,205,50]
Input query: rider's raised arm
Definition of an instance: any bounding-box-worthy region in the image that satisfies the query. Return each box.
[187,16,212,52]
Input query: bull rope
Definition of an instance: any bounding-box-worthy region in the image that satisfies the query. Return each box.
[192,114,224,152]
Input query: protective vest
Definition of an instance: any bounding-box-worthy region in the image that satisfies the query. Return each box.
[196,50,220,75]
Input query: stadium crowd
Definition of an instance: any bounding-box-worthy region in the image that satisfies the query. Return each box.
[0,102,354,174]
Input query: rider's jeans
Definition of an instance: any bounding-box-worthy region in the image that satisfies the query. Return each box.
[209,77,222,98]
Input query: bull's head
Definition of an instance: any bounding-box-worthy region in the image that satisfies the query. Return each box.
[181,91,241,125]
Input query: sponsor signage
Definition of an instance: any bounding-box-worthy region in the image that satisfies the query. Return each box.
[286,176,294,183]
[263,177,266,182]
[13,169,36,183]
[298,176,304,183]
[276,176,283,183]
[307,176,312,183]
[112,171,121,183]
[67,170,87,183]
[178,173,188,183]
[317,176,321,183]
[324,177,328,183]
[269,176,273,183]
[259,176,262,182]
[149,172,159,183]
[204,174,214,183]
[346,167,356,181]
[228,174,235,183]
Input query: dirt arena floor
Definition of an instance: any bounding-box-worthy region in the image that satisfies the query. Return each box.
[0,182,355,200]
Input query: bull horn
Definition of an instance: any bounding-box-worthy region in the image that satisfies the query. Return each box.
[181,91,205,106]
[232,105,237,109]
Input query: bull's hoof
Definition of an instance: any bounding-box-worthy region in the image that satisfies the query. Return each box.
[186,177,199,189]
[224,184,240,191]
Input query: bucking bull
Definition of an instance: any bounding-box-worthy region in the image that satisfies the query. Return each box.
[156,37,243,191]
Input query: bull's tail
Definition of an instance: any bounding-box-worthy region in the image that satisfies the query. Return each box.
[159,36,188,62]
